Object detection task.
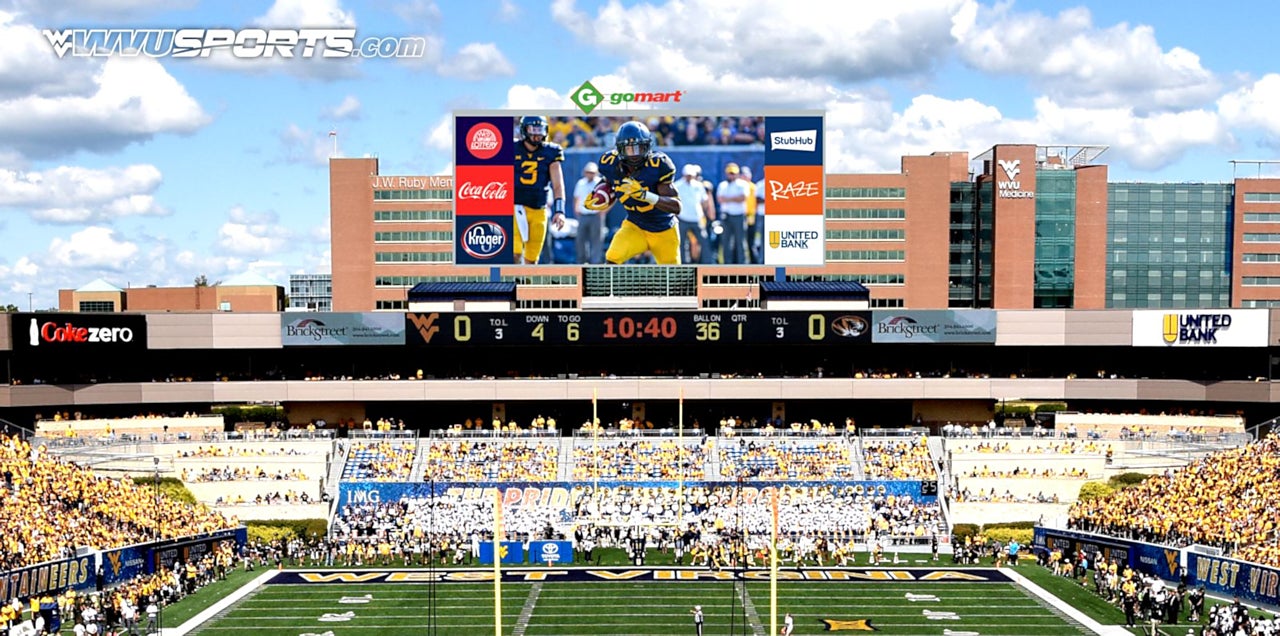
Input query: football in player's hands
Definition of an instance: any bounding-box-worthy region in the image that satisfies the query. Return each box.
[586,180,615,210]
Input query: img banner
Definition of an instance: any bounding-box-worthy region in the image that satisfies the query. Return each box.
[339,480,932,510]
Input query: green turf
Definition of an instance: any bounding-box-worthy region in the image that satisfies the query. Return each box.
[186,575,1095,635]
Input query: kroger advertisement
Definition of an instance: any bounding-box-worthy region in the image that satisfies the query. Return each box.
[454,111,823,266]
[870,310,997,344]
[1131,309,1268,347]
[281,312,405,346]
[1035,527,1280,607]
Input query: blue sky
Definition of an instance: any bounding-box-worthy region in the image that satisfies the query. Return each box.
[1,0,1279,310]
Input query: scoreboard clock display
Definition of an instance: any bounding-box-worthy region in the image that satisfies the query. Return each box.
[405,311,871,346]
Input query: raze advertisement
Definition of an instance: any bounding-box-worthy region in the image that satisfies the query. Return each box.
[11,313,146,352]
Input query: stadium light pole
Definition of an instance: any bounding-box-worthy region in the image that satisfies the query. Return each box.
[153,455,163,636]
[427,476,438,636]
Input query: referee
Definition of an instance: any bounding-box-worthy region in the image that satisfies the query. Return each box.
[691,605,704,636]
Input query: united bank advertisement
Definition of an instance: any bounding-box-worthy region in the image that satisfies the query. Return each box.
[870,310,997,343]
[1131,309,1268,347]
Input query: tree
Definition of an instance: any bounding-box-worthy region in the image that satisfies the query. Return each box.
[194,274,210,287]
[1,304,17,313]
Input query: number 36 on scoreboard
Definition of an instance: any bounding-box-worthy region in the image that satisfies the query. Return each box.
[404,312,871,346]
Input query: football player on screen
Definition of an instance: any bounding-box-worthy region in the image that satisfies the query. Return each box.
[513,115,566,264]
[587,120,682,264]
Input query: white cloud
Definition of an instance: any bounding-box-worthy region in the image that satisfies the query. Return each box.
[1026,98,1230,170]
[952,3,1219,111]
[217,206,292,256]
[7,0,198,21]
[390,0,441,26]
[423,115,452,151]
[552,0,961,84]
[193,0,361,80]
[438,43,515,80]
[280,124,338,165]
[821,91,1230,174]
[1219,74,1280,143]
[497,0,520,22]
[301,248,331,274]
[323,95,362,121]
[0,164,169,224]
[0,54,210,159]
[310,219,330,242]
[48,226,139,270]
[0,256,39,280]
[255,0,355,28]
[0,12,100,100]
[501,84,573,110]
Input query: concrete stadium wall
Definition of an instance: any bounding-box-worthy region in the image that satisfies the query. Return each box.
[951,502,1069,526]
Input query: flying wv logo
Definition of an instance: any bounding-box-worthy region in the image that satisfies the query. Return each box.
[997,159,1020,180]
[408,313,441,343]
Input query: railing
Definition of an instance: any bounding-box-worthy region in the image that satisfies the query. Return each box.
[38,428,336,449]
[348,429,418,440]
[430,428,560,439]
[574,427,707,438]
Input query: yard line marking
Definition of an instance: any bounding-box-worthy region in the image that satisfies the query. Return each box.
[737,584,766,636]
[513,582,543,636]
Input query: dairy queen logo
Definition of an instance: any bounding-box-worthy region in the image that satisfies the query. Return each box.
[465,122,502,160]
[462,221,507,259]
[457,181,509,200]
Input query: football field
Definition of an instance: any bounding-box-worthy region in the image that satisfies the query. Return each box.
[186,567,1096,635]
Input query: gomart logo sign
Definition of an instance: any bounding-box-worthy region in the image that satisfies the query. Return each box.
[15,314,145,350]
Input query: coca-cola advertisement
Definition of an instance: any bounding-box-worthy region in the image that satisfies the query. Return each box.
[11,313,147,353]
[454,115,513,166]
[457,180,509,201]
[454,165,514,215]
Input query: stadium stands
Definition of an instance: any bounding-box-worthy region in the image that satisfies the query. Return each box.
[420,440,559,481]
[718,438,856,479]
[861,436,937,479]
[572,438,709,480]
[341,441,416,481]
[1068,434,1280,567]
[0,433,235,570]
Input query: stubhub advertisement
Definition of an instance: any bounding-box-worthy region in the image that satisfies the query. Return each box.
[764,116,823,166]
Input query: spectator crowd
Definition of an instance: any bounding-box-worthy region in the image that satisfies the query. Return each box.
[1069,435,1280,567]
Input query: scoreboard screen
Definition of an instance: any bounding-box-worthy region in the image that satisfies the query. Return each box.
[405,311,871,346]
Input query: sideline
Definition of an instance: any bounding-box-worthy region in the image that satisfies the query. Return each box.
[168,570,279,636]
[1002,567,1133,636]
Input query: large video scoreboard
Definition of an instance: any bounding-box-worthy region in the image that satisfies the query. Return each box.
[405,311,871,346]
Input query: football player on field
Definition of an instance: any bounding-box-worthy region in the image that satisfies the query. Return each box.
[589,120,682,264]
[513,115,566,264]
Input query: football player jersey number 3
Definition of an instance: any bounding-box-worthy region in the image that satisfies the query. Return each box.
[519,160,538,185]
